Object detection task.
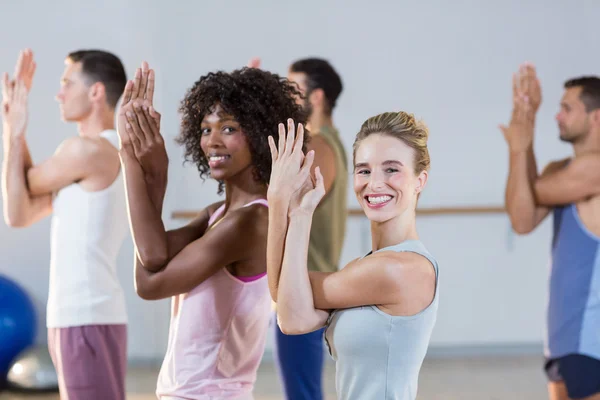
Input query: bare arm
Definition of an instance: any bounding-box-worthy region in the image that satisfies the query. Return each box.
[120,148,170,271]
[134,204,268,300]
[501,63,553,234]
[3,132,115,227]
[2,134,52,227]
[116,62,270,300]
[265,122,319,302]
[277,210,436,335]
[119,124,260,300]
[307,252,434,311]
[277,209,330,334]
[26,136,112,196]
[117,63,174,271]
[266,120,332,333]
[1,50,57,227]
[505,146,551,234]
[534,155,600,205]
[120,142,222,267]
[306,134,337,195]
[266,197,289,301]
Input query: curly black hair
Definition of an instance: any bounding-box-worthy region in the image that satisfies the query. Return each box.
[176,67,308,194]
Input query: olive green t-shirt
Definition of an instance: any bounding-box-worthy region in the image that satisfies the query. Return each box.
[307,126,348,272]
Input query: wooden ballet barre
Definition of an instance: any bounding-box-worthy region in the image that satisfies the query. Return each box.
[171,206,506,220]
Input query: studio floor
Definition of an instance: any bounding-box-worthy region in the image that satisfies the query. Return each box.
[0,354,549,400]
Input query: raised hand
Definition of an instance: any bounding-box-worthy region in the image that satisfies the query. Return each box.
[513,63,541,114]
[499,93,535,153]
[1,49,36,131]
[118,62,159,147]
[267,119,308,201]
[13,49,36,92]
[1,77,28,137]
[247,57,261,69]
[1,72,13,124]
[297,166,325,214]
[267,119,324,213]
[118,62,167,181]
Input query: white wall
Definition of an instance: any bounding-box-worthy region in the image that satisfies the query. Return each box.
[1,0,598,362]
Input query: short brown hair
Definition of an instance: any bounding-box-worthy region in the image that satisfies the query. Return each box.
[564,76,600,112]
[67,50,127,109]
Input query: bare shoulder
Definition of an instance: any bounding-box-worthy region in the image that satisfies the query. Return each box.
[231,202,269,232]
[55,136,116,163]
[574,152,600,169]
[206,201,225,218]
[367,250,436,284]
[307,134,334,155]
[541,157,570,176]
[208,201,268,235]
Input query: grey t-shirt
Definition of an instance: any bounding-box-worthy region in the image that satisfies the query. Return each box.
[324,240,439,400]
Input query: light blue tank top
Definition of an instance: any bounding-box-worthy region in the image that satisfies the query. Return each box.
[547,204,600,360]
[324,240,439,400]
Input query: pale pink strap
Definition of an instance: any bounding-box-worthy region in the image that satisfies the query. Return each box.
[208,199,266,227]
[207,204,226,226]
[243,199,268,208]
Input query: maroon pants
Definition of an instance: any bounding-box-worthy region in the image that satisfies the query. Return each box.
[48,324,127,400]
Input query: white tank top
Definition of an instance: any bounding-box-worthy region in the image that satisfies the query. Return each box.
[47,130,128,328]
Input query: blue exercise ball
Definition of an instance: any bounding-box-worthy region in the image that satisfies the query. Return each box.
[0,274,37,384]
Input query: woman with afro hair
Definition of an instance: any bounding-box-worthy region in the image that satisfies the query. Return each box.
[116,61,306,399]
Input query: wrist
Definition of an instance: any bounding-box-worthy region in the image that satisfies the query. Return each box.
[288,207,314,220]
[145,170,168,185]
[4,133,25,149]
[268,194,291,208]
[509,146,530,156]
[118,147,134,159]
[147,180,167,203]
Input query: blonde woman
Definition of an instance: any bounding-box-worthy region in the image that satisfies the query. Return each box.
[267,113,439,399]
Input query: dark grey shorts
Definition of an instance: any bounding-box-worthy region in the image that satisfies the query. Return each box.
[545,354,600,399]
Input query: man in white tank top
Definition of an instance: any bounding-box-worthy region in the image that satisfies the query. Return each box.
[1,49,129,400]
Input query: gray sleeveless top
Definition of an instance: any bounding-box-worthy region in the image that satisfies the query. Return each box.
[324,240,439,400]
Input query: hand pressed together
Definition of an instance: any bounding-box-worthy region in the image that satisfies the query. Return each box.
[117,61,168,183]
[267,118,325,215]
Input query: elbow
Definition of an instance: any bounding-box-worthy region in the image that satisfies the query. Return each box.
[513,225,534,235]
[136,289,157,301]
[134,266,162,301]
[5,218,24,228]
[140,258,166,273]
[137,251,167,272]
[267,281,278,302]
[509,217,535,235]
[269,289,278,303]
[533,185,553,206]
[278,320,313,335]
[4,212,29,228]
[135,282,160,301]
[278,323,308,336]
[276,313,314,335]
[505,204,537,235]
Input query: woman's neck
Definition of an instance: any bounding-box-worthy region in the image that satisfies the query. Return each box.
[223,166,267,210]
[370,210,419,251]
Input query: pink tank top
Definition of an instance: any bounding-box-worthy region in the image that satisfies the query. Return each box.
[156,199,270,399]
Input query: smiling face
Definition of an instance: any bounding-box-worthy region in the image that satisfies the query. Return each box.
[199,104,253,182]
[353,133,428,223]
